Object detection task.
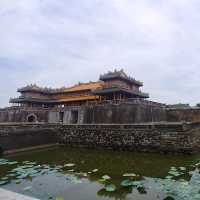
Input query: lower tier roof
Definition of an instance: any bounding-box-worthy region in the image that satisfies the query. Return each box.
[93,87,149,98]
[10,95,99,104]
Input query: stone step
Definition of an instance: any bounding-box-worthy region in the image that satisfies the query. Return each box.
[0,188,39,200]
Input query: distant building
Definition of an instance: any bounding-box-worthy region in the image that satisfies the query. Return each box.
[10,69,149,108]
[166,104,191,109]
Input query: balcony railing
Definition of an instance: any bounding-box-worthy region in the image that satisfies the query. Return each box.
[8,98,165,112]
[87,98,165,107]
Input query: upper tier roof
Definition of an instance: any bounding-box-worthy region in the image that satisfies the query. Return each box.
[100,69,143,86]
[18,82,103,94]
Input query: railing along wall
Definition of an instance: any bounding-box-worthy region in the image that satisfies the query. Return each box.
[2,98,166,112]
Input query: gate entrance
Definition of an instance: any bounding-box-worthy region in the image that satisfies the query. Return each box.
[27,114,37,122]
[71,110,78,124]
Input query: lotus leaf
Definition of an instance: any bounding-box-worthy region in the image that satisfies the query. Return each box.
[123,173,137,177]
[0,159,9,165]
[56,196,64,200]
[98,178,106,183]
[121,179,133,187]
[72,177,82,184]
[15,180,21,184]
[8,161,18,165]
[64,163,75,167]
[68,169,74,172]
[105,184,116,192]
[131,181,143,188]
[102,175,111,180]
[165,176,173,179]
[47,192,53,199]
[0,181,8,185]
[179,167,186,171]
[1,177,9,180]
[168,170,182,177]
[23,186,32,191]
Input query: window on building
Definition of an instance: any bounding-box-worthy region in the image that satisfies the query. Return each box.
[59,112,64,123]
[71,110,78,124]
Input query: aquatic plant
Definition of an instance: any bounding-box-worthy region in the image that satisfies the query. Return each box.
[1,156,200,200]
[105,184,116,192]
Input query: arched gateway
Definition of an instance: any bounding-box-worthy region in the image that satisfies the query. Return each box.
[27,114,38,122]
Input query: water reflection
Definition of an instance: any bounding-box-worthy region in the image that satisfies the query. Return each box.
[0,147,200,200]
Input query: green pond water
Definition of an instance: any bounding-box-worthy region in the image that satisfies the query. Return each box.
[0,147,200,200]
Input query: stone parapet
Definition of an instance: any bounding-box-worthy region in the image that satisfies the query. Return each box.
[57,122,199,154]
[0,122,200,154]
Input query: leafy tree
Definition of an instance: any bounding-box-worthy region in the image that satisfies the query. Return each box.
[196,103,200,107]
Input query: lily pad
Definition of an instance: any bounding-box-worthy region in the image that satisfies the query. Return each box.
[8,161,18,165]
[98,178,106,183]
[64,163,75,167]
[0,159,9,165]
[15,180,21,184]
[121,179,133,187]
[56,196,64,200]
[169,171,182,177]
[165,176,173,179]
[23,186,32,191]
[47,192,53,199]
[68,169,74,172]
[1,177,9,180]
[179,167,186,171]
[170,167,177,171]
[123,173,137,177]
[105,184,116,192]
[0,180,8,185]
[102,175,111,180]
[131,181,143,188]
[72,178,82,184]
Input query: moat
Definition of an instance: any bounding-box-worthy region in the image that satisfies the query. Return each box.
[1,147,200,200]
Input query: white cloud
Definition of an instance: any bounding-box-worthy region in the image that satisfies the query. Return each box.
[0,0,200,107]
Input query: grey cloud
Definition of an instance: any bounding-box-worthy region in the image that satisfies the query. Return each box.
[0,0,200,107]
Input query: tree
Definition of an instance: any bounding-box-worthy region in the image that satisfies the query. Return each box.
[196,103,200,107]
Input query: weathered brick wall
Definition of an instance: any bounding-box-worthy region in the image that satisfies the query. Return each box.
[0,103,166,124]
[0,123,200,154]
[2,106,200,125]
[83,104,166,123]
[0,124,59,152]
[0,108,49,123]
[57,123,200,154]
[166,108,200,122]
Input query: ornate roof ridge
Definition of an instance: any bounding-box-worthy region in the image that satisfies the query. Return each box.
[18,84,66,93]
[17,81,102,94]
[100,69,143,86]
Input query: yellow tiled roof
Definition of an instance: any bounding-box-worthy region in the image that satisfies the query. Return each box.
[58,95,99,102]
[63,81,103,93]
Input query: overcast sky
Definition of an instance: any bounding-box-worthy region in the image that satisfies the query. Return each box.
[0,0,200,107]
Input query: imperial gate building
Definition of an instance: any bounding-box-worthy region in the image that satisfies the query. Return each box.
[1,70,166,123]
[10,70,149,108]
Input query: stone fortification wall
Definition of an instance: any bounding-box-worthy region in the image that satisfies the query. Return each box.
[82,103,166,123]
[58,123,200,154]
[0,101,166,124]
[3,105,200,124]
[0,122,200,154]
[166,108,200,122]
[0,123,58,153]
[0,107,49,123]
